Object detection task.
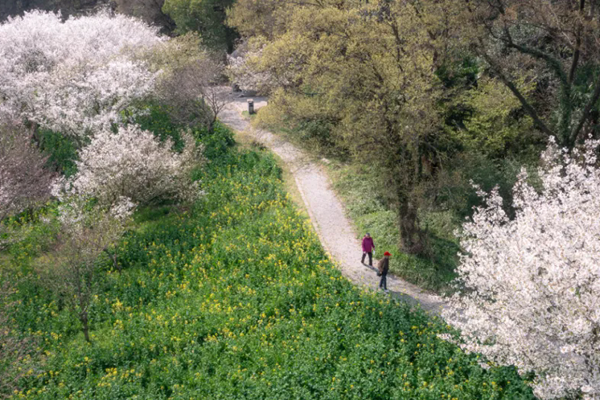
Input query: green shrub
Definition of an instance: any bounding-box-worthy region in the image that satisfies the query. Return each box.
[133,103,234,162]
[38,129,78,177]
[133,103,186,151]
[192,121,235,162]
[2,204,61,273]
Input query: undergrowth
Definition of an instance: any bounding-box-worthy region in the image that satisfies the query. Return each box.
[327,163,460,293]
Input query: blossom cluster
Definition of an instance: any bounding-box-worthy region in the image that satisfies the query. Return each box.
[0,10,162,138]
[443,137,600,399]
[227,44,276,93]
[54,125,202,208]
[0,11,205,224]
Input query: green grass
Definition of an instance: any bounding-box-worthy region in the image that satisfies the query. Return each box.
[241,111,257,120]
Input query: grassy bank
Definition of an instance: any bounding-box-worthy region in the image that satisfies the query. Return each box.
[327,163,460,293]
[1,124,533,399]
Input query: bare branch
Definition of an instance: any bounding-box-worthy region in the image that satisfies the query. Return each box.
[480,51,556,138]
[0,121,56,248]
[568,0,586,85]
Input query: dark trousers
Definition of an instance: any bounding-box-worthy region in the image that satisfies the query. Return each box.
[361,251,373,266]
[379,273,387,290]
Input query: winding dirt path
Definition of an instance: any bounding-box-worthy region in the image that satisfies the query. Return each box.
[220,95,447,316]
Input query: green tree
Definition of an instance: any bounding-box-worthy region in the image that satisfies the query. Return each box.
[162,0,237,51]
[226,0,287,40]
[113,0,176,33]
[230,0,461,254]
[461,0,600,149]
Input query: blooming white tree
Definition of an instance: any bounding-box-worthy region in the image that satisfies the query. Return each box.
[55,124,202,207]
[443,138,600,399]
[227,43,276,94]
[0,10,162,139]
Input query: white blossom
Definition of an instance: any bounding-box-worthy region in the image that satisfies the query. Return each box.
[227,44,276,93]
[55,124,203,207]
[109,196,137,221]
[443,137,600,399]
[0,10,162,138]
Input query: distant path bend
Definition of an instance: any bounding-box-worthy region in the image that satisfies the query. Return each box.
[220,94,447,316]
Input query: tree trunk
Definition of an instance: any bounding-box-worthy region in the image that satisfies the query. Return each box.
[29,121,41,147]
[80,310,90,343]
[113,252,121,274]
[398,199,425,255]
[105,249,121,273]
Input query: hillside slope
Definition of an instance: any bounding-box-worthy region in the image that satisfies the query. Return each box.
[1,120,534,399]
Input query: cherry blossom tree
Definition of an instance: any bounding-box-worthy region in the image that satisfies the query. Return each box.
[0,10,162,140]
[443,138,600,399]
[54,124,203,207]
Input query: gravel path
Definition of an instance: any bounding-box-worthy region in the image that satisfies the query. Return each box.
[220,95,447,316]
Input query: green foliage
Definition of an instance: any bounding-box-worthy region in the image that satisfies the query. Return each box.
[1,204,61,272]
[38,129,78,177]
[134,103,186,151]
[450,77,538,159]
[1,127,534,399]
[162,0,237,51]
[133,103,234,162]
[257,112,345,160]
[435,55,479,90]
[432,151,543,223]
[192,121,235,162]
[556,63,600,137]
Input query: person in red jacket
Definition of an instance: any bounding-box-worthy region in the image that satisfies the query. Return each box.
[377,251,391,291]
[361,232,375,266]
